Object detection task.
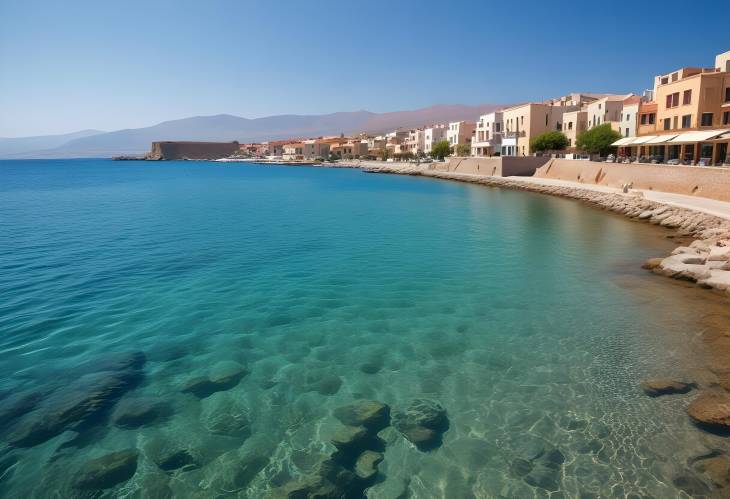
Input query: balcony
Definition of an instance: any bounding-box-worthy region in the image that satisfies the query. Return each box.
[502,131,525,139]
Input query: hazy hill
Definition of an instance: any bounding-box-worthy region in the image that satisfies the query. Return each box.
[2,104,504,158]
[0,130,104,158]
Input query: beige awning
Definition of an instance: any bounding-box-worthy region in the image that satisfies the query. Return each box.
[668,130,729,143]
[710,132,730,141]
[612,137,635,146]
[645,134,678,144]
[631,135,658,144]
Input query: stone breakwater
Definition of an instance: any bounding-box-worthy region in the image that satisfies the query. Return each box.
[359,163,730,299]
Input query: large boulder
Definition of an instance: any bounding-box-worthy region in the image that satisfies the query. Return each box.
[688,392,730,431]
[333,400,390,431]
[180,361,248,398]
[640,379,695,397]
[393,399,449,451]
[9,368,143,448]
[74,450,139,490]
[354,450,383,481]
[111,397,168,428]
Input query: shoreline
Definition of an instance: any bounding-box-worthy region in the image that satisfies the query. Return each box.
[342,161,730,299]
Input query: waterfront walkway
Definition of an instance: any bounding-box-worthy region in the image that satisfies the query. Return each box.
[505,176,730,222]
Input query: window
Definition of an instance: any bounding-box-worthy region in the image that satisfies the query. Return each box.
[701,113,713,126]
[625,128,629,137]
[640,114,647,125]
[626,113,631,122]
[568,121,573,130]
[683,90,691,105]
[666,92,680,108]
[671,72,678,82]
[661,77,669,85]
[724,111,730,125]
[726,87,730,102]
[649,113,656,125]
[682,115,691,128]
[663,118,671,130]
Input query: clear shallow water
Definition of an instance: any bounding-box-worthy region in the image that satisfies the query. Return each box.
[0,159,726,498]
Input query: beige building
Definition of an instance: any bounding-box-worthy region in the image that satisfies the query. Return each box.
[282,142,304,160]
[407,129,425,155]
[502,102,580,156]
[447,121,476,154]
[561,109,587,149]
[585,95,631,133]
[616,50,730,165]
[302,140,330,159]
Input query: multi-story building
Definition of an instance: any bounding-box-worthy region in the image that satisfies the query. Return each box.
[617,50,730,165]
[407,129,425,155]
[561,109,587,149]
[331,140,368,158]
[585,95,631,132]
[302,139,330,159]
[471,112,503,156]
[502,102,580,156]
[618,95,642,139]
[447,121,476,154]
[424,125,448,154]
[282,142,304,160]
[261,140,287,157]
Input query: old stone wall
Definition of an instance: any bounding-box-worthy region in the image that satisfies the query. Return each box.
[536,160,730,202]
[146,141,240,160]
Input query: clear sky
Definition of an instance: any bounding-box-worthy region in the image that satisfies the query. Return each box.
[1,0,728,137]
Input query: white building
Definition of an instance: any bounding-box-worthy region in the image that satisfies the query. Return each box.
[424,125,448,154]
[471,111,503,156]
[447,121,476,154]
[407,129,425,155]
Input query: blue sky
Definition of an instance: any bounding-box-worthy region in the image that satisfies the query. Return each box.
[1,0,728,137]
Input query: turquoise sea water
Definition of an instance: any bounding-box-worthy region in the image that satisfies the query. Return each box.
[0,159,726,498]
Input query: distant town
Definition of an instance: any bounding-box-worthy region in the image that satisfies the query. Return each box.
[146,49,729,167]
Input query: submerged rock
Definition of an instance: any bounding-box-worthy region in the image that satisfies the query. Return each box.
[333,400,390,431]
[640,379,695,397]
[201,450,269,494]
[393,399,449,451]
[157,449,198,472]
[9,368,143,448]
[111,397,168,428]
[180,361,248,398]
[694,454,730,489]
[74,449,139,490]
[688,392,730,431]
[354,450,383,480]
[201,393,252,438]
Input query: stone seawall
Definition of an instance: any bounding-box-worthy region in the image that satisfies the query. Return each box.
[146,141,240,160]
[536,159,730,202]
[442,156,550,176]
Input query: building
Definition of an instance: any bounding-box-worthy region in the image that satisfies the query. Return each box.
[282,142,304,160]
[261,140,286,157]
[561,109,587,149]
[331,140,368,158]
[447,121,476,155]
[585,95,631,132]
[615,50,730,165]
[302,139,330,159]
[619,95,642,139]
[407,129,426,155]
[502,102,580,156]
[471,112,503,156]
[424,125,448,155]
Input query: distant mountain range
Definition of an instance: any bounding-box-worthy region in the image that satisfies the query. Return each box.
[0,104,504,159]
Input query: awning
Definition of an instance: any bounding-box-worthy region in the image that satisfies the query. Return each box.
[645,134,678,144]
[612,137,635,146]
[710,132,730,141]
[668,130,729,143]
[630,135,658,144]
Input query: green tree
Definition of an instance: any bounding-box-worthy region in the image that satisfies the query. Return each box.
[530,131,569,152]
[455,144,471,156]
[576,124,622,156]
[430,140,452,160]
